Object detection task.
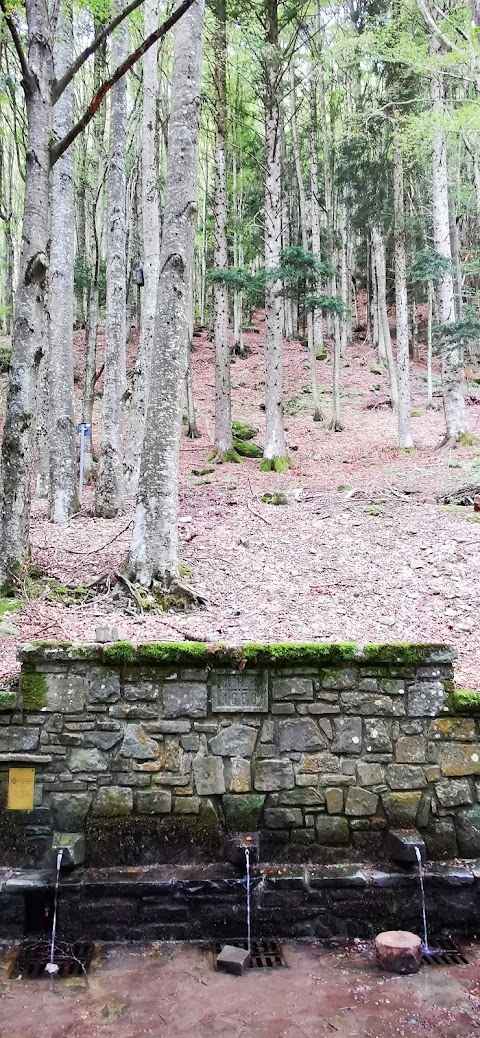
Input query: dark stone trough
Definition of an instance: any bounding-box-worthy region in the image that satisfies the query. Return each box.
[1,861,479,943]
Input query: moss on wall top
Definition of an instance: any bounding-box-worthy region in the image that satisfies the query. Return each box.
[17,640,455,671]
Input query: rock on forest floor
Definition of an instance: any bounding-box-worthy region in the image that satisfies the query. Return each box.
[0,313,479,688]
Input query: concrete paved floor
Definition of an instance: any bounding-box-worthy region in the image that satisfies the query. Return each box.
[1,941,480,1038]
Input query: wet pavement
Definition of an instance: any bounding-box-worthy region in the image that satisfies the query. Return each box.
[1,939,480,1038]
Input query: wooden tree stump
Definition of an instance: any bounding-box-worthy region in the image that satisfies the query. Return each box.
[375,930,422,975]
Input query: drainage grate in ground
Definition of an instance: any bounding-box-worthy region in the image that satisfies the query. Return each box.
[11,940,95,980]
[212,939,287,970]
[421,936,469,967]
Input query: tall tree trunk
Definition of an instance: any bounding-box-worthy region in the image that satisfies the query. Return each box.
[0,0,52,585]
[34,330,49,497]
[125,0,161,490]
[393,130,413,450]
[212,0,233,458]
[430,49,468,442]
[232,147,245,355]
[290,66,321,422]
[372,226,398,410]
[82,19,107,484]
[94,8,128,517]
[448,188,463,321]
[427,280,434,408]
[127,0,205,586]
[309,74,324,359]
[339,198,349,356]
[49,7,78,520]
[262,0,288,470]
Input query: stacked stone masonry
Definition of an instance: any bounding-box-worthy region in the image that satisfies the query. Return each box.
[2,641,480,864]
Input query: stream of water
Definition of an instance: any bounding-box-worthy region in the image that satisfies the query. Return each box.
[414,845,429,952]
[45,849,64,975]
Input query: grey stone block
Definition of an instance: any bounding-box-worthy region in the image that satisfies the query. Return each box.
[407,681,447,717]
[386,765,427,790]
[88,668,121,703]
[217,945,250,975]
[278,718,325,753]
[332,717,362,753]
[52,832,85,867]
[435,779,473,808]
[321,668,357,690]
[92,785,133,816]
[254,758,294,791]
[43,674,86,713]
[164,682,207,718]
[136,790,172,814]
[68,748,107,772]
[51,793,92,830]
[345,787,379,816]
[84,730,123,751]
[315,816,349,845]
[386,828,425,864]
[325,788,343,814]
[0,726,40,753]
[193,755,225,795]
[209,724,257,757]
[120,724,160,760]
[395,737,426,764]
[264,807,303,829]
[364,720,392,753]
[272,677,313,701]
[455,805,480,855]
[356,762,384,786]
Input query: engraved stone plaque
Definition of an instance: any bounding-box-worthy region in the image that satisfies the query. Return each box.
[211,671,268,713]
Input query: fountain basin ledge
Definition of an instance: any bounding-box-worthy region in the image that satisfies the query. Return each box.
[3,639,480,869]
[1,862,480,941]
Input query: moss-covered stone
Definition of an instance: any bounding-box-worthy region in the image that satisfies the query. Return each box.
[0,689,17,711]
[450,689,480,713]
[19,671,47,710]
[223,793,265,831]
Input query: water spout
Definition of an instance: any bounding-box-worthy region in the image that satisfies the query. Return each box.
[414,845,429,952]
[245,847,251,954]
[45,848,64,975]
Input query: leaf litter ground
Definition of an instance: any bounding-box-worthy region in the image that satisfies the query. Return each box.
[1,312,479,688]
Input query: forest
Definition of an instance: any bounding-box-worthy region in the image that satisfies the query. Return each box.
[0,0,479,687]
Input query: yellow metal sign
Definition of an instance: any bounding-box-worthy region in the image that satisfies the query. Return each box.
[7,768,35,811]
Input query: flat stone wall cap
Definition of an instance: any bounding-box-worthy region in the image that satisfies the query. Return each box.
[16,640,456,667]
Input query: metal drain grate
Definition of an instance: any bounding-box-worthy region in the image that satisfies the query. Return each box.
[421,936,469,967]
[11,940,95,980]
[212,939,287,970]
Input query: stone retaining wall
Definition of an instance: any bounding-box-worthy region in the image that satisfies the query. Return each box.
[1,641,480,865]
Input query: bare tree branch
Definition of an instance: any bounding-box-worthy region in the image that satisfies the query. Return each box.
[50,0,195,165]
[52,0,146,103]
[0,0,32,87]
[416,0,458,52]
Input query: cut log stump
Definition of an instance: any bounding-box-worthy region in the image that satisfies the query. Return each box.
[375,930,422,975]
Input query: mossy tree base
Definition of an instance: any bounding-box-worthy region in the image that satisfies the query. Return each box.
[259,455,291,473]
[208,447,242,464]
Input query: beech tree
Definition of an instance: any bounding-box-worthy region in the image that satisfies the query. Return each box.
[127,0,205,587]
[94,9,128,518]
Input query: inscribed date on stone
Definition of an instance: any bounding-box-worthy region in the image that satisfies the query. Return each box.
[211,672,268,713]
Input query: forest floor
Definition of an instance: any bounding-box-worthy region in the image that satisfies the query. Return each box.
[0,314,480,688]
